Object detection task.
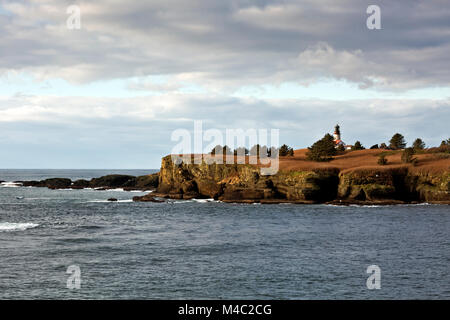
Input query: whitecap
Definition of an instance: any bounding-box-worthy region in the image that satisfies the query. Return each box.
[192,198,215,203]
[0,222,39,232]
[0,182,22,188]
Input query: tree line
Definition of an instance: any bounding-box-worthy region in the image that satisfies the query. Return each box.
[210,144,294,157]
[306,132,449,164]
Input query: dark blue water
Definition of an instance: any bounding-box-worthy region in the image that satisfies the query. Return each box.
[0,170,449,299]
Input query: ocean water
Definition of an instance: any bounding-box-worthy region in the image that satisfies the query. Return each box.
[0,169,449,299]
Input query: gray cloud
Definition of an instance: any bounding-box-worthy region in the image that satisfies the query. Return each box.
[1,0,450,89]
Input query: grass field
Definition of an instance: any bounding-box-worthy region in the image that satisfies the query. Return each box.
[277,148,450,173]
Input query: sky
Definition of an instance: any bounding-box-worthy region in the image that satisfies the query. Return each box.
[0,0,449,169]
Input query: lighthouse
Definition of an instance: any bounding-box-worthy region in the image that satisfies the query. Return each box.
[333,124,341,141]
[333,124,348,149]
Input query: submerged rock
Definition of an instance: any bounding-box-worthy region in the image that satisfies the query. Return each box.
[132,194,165,202]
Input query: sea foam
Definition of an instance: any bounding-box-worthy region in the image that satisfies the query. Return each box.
[0,182,22,188]
[0,222,39,232]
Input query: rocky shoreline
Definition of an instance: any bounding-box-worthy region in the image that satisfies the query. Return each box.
[10,173,159,192]
[132,155,450,205]
[5,156,449,205]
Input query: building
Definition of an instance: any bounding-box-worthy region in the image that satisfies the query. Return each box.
[333,124,352,150]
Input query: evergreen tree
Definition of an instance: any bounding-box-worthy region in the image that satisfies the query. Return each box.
[412,138,425,151]
[211,145,232,155]
[211,145,222,155]
[279,144,294,156]
[379,143,387,149]
[249,144,260,156]
[222,145,232,155]
[370,144,379,149]
[351,141,365,150]
[306,134,337,162]
[389,133,406,150]
[233,147,248,156]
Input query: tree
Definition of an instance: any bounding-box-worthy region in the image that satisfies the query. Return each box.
[401,147,417,164]
[211,145,222,155]
[222,145,232,155]
[211,145,232,155]
[412,138,425,151]
[279,144,294,156]
[267,146,278,158]
[389,133,406,150]
[249,144,260,156]
[438,138,450,153]
[306,134,337,162]
[440,138,450,147]
[380,143,387,149]
[233,147,249,156]
[377,154,388,165]
[351,141,365,150]
[289,148,294,156]
[370,144,379,149]
[337,144,345,152]
[260,145,269,157]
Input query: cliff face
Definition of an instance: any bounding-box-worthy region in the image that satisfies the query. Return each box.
[149,155,449,204]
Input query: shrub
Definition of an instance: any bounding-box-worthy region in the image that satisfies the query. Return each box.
[370,144,379,149]
[337,144,346,152]
[379,143,388,149]
[401,147,417,164]
[377,154,388,165]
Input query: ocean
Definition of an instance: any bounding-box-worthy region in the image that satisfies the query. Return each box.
[0,169,449,299]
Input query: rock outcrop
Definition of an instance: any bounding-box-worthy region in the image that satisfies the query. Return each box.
[17,173,159,191]
[134,155,450,204]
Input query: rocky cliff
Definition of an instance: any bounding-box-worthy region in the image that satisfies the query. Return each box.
[137,155,449,204]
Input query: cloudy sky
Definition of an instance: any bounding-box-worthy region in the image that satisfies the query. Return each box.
[0,0,449,168]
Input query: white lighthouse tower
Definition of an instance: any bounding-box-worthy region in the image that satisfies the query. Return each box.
[333,124,341,141]
[333,124,347,149]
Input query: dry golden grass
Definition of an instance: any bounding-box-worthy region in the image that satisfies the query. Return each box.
[280,148,450,174]
[172,149,450,174]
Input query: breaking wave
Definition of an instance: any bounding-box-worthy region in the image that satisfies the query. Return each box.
[0,222,39,232]
[0,182,22,188]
